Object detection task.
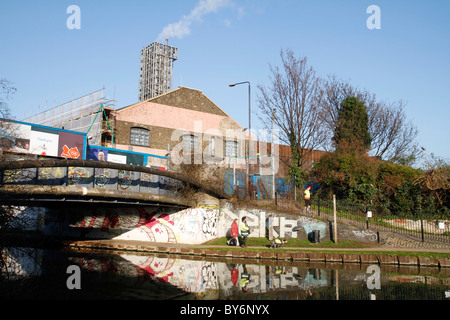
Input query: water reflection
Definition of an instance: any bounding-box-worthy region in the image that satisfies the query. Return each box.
[1,247,449,300]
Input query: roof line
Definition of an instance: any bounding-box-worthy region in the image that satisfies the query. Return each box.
[116,87,244,130]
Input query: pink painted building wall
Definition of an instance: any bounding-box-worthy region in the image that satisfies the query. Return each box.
[112,87,247,168]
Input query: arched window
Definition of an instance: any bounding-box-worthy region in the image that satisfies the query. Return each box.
[130,127,149,146]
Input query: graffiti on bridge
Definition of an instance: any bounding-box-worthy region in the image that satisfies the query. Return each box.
[49,206,220,244]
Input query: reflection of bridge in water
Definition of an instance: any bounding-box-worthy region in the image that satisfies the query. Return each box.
[7,246,447,300]
[0,159,228,208]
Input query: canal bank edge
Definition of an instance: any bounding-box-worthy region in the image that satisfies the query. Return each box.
[66,239,450,269]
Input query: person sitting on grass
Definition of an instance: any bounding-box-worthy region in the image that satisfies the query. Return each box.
[270,238,287,249]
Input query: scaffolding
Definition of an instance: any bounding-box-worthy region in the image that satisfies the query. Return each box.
[22,88,113,146]
[139,41,178,102]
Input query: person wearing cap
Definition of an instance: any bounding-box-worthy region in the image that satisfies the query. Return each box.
[304,186,311,213]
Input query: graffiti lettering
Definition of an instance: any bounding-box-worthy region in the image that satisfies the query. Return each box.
[94,168,111,188]
[202,210,218,238]
[118,170,134,190]
[352,230,378,242]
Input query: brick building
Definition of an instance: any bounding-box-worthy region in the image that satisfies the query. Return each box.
[105,86,326,196]
[112,86,248,169]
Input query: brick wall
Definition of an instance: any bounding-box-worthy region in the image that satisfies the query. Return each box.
[150,86,228,116]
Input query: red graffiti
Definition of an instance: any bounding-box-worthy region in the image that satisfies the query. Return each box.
[61,145,81,159]
[147,214,174,228]
[101,214,119,231]
[136,208,175,228]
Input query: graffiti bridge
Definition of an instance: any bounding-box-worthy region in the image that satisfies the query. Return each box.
[0,158,228,208]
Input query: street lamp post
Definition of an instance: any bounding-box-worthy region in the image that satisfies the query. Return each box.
[271,109,276,199]
[229,81,251,199]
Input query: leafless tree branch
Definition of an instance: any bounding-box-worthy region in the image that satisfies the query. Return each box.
[257,49,327,168]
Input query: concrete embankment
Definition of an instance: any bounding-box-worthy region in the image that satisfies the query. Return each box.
[67,239,450,269]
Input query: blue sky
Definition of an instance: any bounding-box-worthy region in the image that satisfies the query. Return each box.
[1,0,449,164]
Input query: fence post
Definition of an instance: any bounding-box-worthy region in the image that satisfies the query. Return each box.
[421,218,425,243]
[366,211,372,230]
[333,194,337,244]
[275,191,278,207]
[318,197,321,217]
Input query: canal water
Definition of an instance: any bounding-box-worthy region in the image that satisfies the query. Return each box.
[1,246,449,300]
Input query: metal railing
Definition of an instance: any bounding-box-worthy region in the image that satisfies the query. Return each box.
[310,197,450,244]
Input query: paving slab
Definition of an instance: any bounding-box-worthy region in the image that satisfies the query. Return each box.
[277,251,293,260]
[325,253,343,263]
[418,256,439,267]
[360,254,378,264]
[398,256,419,266]
[378,255,399,265]
[438,258,450,268]
[291,252,309,261]
[342,254,360,264]
[309,252,325,261]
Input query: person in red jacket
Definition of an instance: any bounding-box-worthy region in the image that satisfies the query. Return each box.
[227,219,239,246]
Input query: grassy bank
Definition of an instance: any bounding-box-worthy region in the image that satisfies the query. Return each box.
[205,237,370,248]
[202,237,450,259]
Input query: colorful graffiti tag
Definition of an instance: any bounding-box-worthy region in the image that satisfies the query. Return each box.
[46,206,220,244]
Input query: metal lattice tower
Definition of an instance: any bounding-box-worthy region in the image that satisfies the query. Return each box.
[139,41,178,102]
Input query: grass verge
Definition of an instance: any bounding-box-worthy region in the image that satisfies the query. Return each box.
[202,237,450,259]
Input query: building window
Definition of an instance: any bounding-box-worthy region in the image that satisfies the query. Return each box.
[130,127,149,146]
[208,136,216,157]
[183,134,198,152]
[225,140,238,158]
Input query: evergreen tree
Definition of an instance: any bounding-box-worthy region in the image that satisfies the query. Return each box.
[333,96,371,152]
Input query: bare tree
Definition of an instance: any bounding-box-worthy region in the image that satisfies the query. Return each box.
[415,154,450,209]
[0,79,16,118]
[320,75,419,164]
[0,79,17,280]
[367,99,419,164]
[257,49,327,171]
[0,79,17,152]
